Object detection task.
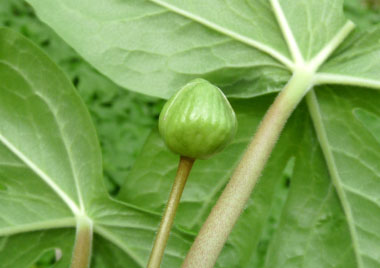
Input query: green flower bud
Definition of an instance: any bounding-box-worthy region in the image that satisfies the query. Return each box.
[159,78,237,160]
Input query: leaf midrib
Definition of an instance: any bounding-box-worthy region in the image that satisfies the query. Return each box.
[0,217,76,236]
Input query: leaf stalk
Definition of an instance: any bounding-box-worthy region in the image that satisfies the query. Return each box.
[70,215,93,268]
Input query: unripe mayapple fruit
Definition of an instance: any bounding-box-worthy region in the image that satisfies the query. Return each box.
[159,78,237,160]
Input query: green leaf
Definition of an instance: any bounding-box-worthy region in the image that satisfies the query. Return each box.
[0,27,191,267]
[26,0,370,99]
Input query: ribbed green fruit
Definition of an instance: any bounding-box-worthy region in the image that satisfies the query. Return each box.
[159,78,237,160]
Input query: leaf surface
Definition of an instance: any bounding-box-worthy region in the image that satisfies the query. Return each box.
[27,0,375,99]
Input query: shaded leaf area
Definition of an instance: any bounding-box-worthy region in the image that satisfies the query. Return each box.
[0,230,74,268]
[0,28,193,268]
[344,0,380,28]
[0,0,164,194]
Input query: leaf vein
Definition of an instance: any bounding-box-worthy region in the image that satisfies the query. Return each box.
[149,0,293,68]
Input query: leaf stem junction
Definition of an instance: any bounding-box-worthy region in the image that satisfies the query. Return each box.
[70,215,93,268]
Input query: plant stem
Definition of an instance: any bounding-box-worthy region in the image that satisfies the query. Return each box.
[182,68,315,268]
[70,215,93,268]
[147,156,195,268]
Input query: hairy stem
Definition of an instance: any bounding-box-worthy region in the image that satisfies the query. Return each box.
[70,215,93,268]
[182,69,314,268]
[148,156,195,268]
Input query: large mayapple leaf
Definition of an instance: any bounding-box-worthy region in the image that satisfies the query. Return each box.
[25,0,350,100]
[0,28,192,267]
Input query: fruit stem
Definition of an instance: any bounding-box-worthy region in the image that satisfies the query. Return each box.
[182,68,315,268]
[70,215,93,268]
[147,156,195,268]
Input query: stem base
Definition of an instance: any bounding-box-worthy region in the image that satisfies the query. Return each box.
[70,215,93,268]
